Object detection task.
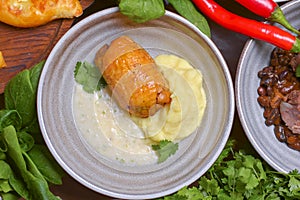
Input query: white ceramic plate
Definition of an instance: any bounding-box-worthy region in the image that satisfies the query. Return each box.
[236,0,300,173]
[37,7,234,199]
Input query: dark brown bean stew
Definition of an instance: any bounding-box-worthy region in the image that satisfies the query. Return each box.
[257,48,300,151]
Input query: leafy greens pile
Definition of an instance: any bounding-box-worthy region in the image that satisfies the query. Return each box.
[0,62,64,200]
[118,0,211,38]
[160,140,300,200]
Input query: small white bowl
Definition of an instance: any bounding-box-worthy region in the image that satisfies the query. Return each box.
[37,7,234,199]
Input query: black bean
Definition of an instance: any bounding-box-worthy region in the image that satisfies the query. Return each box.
[280,84,295,94]
[278,70,289,81]
[257,96,270,107]
[274,125,286,142]
[257,86,267,96]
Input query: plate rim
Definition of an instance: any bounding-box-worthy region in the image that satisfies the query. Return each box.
[37,7,235,199]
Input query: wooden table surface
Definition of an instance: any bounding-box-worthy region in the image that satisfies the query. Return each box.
[0,0,269,199]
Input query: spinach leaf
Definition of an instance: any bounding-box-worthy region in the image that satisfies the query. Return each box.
[0,151,5,160]
[1,126,30,200]
[3,126,27,171]
[2,125,60,200]
[8,172,29,200]
[0,192,19,200]
[0,110,22,132]
[0,160,12,180]
[4,61,44,129]
[0,160,25,200]
[22,152,60,200]
[118,0,211,37]
[27,145,64,185]
[0,179,12,193]
[119,0,165,23]
[168,0,211,37]
[21,119,43,144]
[17,131,34,152]
[0,161,14,196]
[0,60,62,200]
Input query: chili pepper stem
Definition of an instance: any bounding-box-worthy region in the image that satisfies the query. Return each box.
[270,7,300,35]
[291,38,300,53]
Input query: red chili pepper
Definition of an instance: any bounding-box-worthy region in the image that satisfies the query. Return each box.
[192,0,300,52]
[235,0,300,35]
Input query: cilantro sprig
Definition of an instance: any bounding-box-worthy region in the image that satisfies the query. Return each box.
[152,140,178,163]
[160,140,300,199]
[74,61,107,93]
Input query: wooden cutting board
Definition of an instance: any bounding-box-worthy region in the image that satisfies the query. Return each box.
[0,0,94,94]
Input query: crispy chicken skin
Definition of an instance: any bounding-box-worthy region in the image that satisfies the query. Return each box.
[0,0,82,28]
[94,36,172,118]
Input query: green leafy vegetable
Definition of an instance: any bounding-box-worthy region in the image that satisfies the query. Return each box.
[4,61,44,129]
[168,0,211,37]
[27,145,64,185]
[0,161,12,180]
[74,61,106,93]
[2,126,60,200]
[0,61,64,200]
[119,0,165,23]
[0,110,21,132]
[152,140,178,163]
[0,192,19,200]
[17,131,34,152]
[118,0,211,37]
[160,140,300,200]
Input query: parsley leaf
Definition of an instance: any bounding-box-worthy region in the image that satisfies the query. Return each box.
[74,61,107,93]
[152,140,178,163]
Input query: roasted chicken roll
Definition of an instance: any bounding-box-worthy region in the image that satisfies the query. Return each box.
[94,36,172,118]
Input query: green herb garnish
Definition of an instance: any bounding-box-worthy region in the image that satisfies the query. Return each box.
[160,140,300,199]
[74,61,107,93]
[152,140,178,163]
